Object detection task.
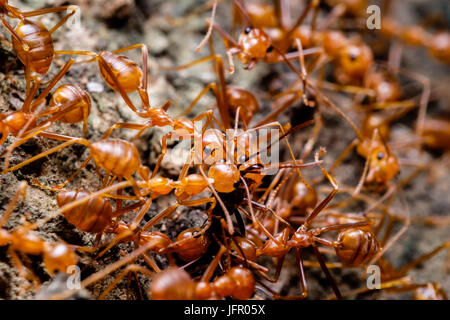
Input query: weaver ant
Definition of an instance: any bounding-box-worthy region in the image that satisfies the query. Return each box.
[1,59,93,172]
[0,181,79,292]
[0,0,78,94]
[55,44,172,118]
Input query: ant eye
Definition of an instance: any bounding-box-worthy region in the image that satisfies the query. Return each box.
[244,27,251,34]
[266,45,274,53]
[204,146,212,156]
[349,53,358,61]
[377,152,384,159]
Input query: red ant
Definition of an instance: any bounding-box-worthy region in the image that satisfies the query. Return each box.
[0,0,78,94]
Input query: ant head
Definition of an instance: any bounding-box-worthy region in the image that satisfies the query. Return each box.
[43,242,78,276]
[365,70,402,103]
[238,27,272,63]
[336,42,373,82]
[428,32,450,64]
[366,144,400,186]
[316,30,348,57]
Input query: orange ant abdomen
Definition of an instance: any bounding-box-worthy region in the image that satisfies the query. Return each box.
[50,84,91,124]
[139,231,172,254]
[288,181,318,216]
[420,117,450,150]
[56,190,113,233]
[12,19,54,74]
[335,228,380,267]
[226,86,260,125]
[90,139,141,177]
[174,227,209,262]
[230,237,257,262]
[98,51,143,93]
[150,267,196,300]
[228,266,255,300]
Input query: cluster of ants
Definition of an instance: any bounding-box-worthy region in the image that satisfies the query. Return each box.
[0,0,449,300]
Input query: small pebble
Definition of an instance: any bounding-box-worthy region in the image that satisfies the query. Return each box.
[87,82,104,93]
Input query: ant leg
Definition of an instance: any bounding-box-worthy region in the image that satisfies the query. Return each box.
[330,139,359,175]
[2,121,53,172]
[0,16,29,52]
[5,137,91,173]
[9,248,41,293]
[312,244,342,299]
[244,121,313,191]
[274,0,291,30]
[97,264,153,300]
[29,59,75,112]
[353,129,379,196]
[141,197,216,233]
[304,149,339,227]
[178,83,220,118]
[0,181,27,228]
[101,122,152,140]
[396,242,450,277]
[256,256,285,283]
[195,0,219,52]
[201,246,227,282]
[301,111,323,161]
[329,276,413,300]
[11,5,77,36]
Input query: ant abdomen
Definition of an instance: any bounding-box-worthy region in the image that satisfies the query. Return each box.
[335,228,380,267]
[56,190,113,233]
[226,86,259,125]
[90,139,141,177]
[173,227,209,262]
[150,267,196,300]
[12,19,54,74]
[98,51,143,93]
[50,84,91,124]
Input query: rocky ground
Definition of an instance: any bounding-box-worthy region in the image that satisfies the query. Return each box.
[0,0,449,300]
